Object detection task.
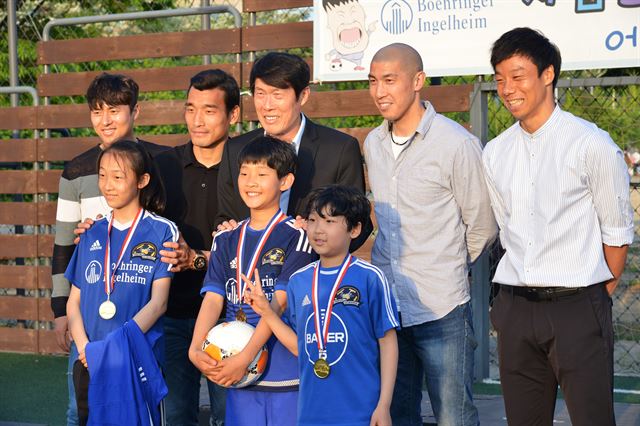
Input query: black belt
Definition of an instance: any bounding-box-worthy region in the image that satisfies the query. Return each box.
[500,284,591,302]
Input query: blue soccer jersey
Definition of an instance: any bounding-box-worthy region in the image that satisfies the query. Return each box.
[286,257,400,426]
[65,211,178,361]
[202,216,316,391]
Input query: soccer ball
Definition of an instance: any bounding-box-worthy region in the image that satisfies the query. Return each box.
[202,320,269,388]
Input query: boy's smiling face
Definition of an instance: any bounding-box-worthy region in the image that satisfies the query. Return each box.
[307,207,361,267]
[238,160,292,213]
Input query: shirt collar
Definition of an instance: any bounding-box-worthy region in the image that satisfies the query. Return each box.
[291,114,306,153]
[182,140,221,169]
[182,141,198,167]
[263,113,306,154]
[379,101,436,142]
[519,104,561,138]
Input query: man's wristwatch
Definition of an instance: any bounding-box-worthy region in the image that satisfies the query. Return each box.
[192,249,207,271]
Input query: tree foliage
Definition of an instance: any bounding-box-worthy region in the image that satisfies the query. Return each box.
[0,1,637,147]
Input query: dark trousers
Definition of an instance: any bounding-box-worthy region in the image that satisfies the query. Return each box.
[72,360,90,426]
[491,283,615,426]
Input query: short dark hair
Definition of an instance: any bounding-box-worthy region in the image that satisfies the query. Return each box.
[490,27,562,89]
[188,69,240,115]
[86,73,139,111]
[322,0,355,10]
[250,52,310,100]
[237,136,297,179]
[303,185,370,232]
[97,140,166,215]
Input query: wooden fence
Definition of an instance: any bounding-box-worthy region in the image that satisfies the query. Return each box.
[0,1,474,354]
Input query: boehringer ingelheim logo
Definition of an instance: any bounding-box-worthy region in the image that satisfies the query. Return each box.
[85,260,102,284]
[381,0,413,35]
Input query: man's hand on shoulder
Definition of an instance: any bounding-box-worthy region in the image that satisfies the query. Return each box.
[73,215,101,245]
[214,219,239,236]
[160,234,192,272]
[293,215,307,230]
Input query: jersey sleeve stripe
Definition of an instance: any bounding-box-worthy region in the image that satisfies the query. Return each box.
[354,259,400,328]
[289,260,318,281]
[147,212,179,242]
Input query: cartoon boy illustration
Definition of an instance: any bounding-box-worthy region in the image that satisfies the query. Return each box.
[323,0,377,71]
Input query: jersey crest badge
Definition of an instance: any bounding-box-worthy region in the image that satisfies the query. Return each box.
[334,286,361,307]
[262,248,285,266]
[131,242,157,261]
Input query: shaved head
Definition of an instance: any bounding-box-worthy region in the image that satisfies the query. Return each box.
[371,43,423,74]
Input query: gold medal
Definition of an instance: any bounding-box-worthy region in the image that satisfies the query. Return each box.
[313,358,330,379]
[235,308,247,322]
[99,300,117,320]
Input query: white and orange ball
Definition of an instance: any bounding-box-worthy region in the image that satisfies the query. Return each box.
[202,320,268,388]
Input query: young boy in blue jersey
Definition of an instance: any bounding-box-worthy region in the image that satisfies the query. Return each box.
[244,185,400,426]
[189,136,316,426]
[66,140,178,425]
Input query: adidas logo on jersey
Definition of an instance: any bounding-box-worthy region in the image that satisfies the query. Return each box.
[89,240,102,252]
[302,294,311,306]
[230,257,237,269]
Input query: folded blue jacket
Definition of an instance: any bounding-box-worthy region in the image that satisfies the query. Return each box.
[86,320,167,426]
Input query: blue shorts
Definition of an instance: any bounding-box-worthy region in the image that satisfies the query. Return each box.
[226,388,298,426]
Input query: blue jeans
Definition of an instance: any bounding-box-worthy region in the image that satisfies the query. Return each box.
[66,341,79,426]
[390,302,479,426]
[164,317,226,426]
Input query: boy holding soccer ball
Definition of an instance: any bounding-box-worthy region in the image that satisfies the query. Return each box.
[244,185,400,426]
[189,136,315,426]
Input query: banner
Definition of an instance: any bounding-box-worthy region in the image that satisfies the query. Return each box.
[313,0,640,82]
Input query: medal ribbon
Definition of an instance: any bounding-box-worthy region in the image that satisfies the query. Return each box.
[311,254,352,357]
[235,210,286,303]
[104,208,144,299]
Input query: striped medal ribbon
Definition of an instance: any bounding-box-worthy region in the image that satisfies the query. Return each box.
[235,210,286,321]
[311,254,352,378]
[100,208,144,320]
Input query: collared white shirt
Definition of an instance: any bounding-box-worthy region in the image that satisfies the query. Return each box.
[483,105,634,288]
[264,114,305,213]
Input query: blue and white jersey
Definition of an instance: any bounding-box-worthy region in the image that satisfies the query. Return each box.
[65,211,178,361]
[286,258,399,426]
[202,216,316,391]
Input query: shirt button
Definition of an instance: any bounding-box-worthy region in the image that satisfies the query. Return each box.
[201,183,206,188]
[530,212,534,216]
[528,241,532,246]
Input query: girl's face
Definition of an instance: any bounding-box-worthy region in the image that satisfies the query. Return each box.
[98,152,149,213]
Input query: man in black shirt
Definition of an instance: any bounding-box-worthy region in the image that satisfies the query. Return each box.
[156,69,240,426]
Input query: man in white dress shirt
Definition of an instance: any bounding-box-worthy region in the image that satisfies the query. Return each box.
[483,27,633,426]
